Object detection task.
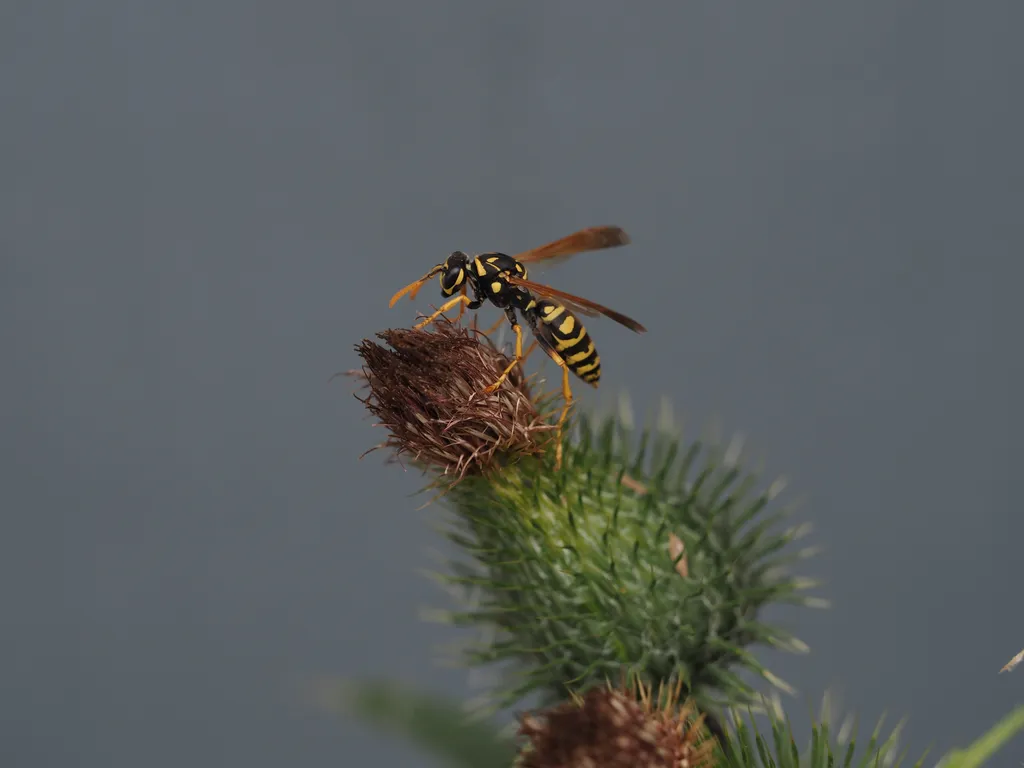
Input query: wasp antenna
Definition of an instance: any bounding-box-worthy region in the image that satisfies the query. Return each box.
[389,266,442,308]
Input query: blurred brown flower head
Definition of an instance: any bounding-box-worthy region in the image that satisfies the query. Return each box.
[353,318,553,480]
[516,679,716,768]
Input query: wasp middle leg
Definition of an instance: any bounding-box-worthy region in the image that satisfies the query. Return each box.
[478,315,537,361]
[480,308,525,395]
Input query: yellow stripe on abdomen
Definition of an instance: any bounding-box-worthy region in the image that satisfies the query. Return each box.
[538,300,601,386]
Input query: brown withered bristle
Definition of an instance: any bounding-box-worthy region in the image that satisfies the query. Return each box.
[516,680,717,768]
[353,317,554,483]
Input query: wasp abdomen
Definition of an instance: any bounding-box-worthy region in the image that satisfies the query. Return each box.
[534,299,601,387]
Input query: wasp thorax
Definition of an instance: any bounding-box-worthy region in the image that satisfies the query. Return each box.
[440,251,470,296]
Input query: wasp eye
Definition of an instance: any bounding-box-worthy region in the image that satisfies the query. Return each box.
[440,265,464,295]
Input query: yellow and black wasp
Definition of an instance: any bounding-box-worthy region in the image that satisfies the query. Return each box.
[389,226,646,462]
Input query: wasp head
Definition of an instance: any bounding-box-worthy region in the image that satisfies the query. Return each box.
[439,250,470,296]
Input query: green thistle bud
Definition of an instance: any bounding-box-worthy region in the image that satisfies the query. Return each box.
[355,323,823,721]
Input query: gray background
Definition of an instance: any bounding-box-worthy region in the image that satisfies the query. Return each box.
[3,2,1022,766]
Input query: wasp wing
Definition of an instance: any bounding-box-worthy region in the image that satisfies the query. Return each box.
[512,226,631,268]
[504,275,646,333]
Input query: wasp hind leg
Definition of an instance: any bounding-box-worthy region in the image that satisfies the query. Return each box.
[413,293,473,330]
[541,348,575,470]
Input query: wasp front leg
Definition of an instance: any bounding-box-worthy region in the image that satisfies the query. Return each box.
[411,286,483,327]
[419,283,485,329]
[413,294,470,329]
[452,284,470,324]
[460,284,486,324]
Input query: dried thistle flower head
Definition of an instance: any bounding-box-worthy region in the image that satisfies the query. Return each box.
[354,318,554,481]
[516,677,717,768]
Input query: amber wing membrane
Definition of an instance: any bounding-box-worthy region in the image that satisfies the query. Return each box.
[512,226,631,267]
[504,275,646,333]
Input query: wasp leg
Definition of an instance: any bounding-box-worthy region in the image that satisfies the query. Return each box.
[452,284,470,324]
[542,348,575,470]
[481,321,524,395]
[414,294,473,330]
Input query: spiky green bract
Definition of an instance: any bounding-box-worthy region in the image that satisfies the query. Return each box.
[709,701,1024,768]
[719,702,923,768]
[430,407,822,719]
[328,679,1024,768]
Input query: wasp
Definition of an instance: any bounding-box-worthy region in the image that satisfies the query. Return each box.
[389,226,646,464]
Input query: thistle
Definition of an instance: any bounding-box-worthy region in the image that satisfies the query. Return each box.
[340,320,1024,768]
[354,318,555,483]
[515,675,716,768]
[354,320,822,725]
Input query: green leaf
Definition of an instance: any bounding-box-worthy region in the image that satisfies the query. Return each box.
[321,679,516,768]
